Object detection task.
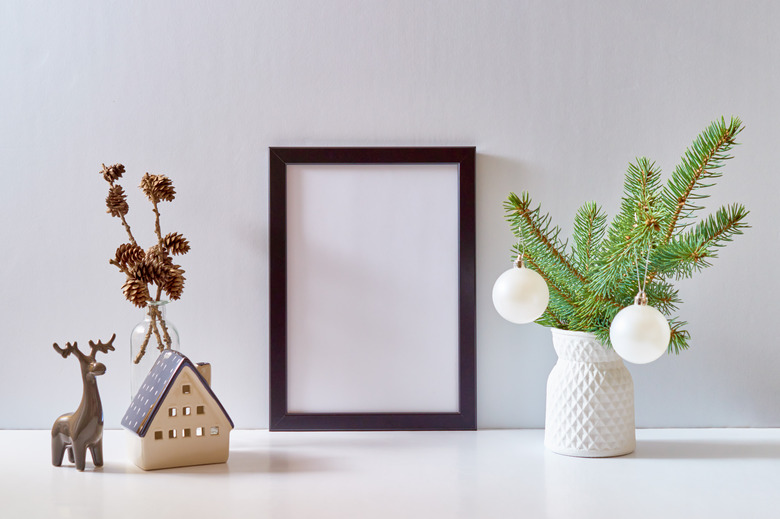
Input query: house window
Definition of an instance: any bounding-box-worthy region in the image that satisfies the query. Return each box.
[196,405,205,415]
[168,407,177,417]
[210,426,219,436]
[183,406,191,416]
[182,384,191,394]
[183,428,191,438]
[195,427,204,437]
[154,431,163,440]
[169,429,177,439]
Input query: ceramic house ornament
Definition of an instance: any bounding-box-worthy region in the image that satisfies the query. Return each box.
[121,350,233,470]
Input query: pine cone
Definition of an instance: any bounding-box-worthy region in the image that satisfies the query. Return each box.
[131,256,165,285]
[162,265,185,300]
[114,243,145,268]
[100,163,125,183]
[139,173,176,203]
[162,232,191,255]
[147,245,173,268]
[106,184,129,217]
[122,277,150,308]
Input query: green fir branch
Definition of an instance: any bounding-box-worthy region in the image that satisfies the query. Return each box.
[643,279,681,316]
[505,192,585,285]
[587,157,664,297]
[652,203,749,279]
[572,201,608,275]
[660,116,743,241]
[668,320,691,354]
[510,245,573,328]
[499,116,749,357]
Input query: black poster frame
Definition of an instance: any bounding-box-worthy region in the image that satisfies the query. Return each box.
[269,146,476,431]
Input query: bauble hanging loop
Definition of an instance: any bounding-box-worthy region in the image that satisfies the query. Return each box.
[492,256,549,324]
[610,290,670,364]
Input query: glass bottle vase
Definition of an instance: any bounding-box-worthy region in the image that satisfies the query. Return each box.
[130,300,180,398]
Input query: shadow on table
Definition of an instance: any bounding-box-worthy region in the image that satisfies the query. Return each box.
[631,439,780,460]
[224,449,337,474]
[96,450,336,475]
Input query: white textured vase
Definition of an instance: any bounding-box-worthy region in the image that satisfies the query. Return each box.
[544,328,635,457]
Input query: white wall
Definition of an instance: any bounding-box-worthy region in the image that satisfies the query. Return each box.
[1,0,777,429]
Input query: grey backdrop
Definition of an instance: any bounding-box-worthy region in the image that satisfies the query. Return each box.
[1,0,776,429]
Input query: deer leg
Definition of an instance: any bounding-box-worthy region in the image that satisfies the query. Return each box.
[51,416,72,467]
[89,441,103,467]
[51,435,66,467]
[66,445,74,463]
[72,441,87,472]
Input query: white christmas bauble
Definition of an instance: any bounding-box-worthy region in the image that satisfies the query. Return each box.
[609,304,670,364]
[492,266,549,324]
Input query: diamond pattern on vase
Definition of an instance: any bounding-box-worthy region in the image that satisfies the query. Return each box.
[544,329,636,457]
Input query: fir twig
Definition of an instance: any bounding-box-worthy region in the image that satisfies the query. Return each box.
[587,158,664,298]
[572,201,607,275]
[506,192,585,284]
[661,116,743,241]
[652,204,749,279]
[515,250,570,328]
[668,320,691,355]
[500,117,749,355]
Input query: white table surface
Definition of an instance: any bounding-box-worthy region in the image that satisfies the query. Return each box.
[3,428,779,518]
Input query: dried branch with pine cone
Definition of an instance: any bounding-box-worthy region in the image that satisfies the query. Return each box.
[100,163,190,363]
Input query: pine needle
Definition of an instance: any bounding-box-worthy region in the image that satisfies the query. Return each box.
[501,117,749,353]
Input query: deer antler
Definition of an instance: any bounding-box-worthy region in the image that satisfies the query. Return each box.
[53,341,81,359]
[88,333,117,360]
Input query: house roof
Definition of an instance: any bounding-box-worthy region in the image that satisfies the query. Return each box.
[121,349,234,437]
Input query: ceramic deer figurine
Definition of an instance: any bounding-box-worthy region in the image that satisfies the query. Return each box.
[51,334,115,471]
